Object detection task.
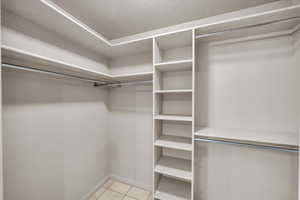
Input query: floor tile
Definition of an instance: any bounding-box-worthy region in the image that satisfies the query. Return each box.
[95,187,106,198]
[123,196,136,200]
[127,187,150,200]
[88,195,97,200]
[98,190,124,200]
[109,181,131,194]
[103,179,114,189]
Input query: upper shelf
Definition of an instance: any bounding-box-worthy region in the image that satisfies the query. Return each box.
[1,45,153,83]
[4,0,300,59]
[195,127,298,149]
[195,6,300,43]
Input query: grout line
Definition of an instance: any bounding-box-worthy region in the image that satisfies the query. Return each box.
[93,178,152,200]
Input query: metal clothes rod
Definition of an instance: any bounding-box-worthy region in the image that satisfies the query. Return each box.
[194,138,298,153]
[103,80,153,87]
[2,63,108,86]
[195,16,300,39]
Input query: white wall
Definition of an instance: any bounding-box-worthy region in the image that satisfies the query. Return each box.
[109,53,152,75]
[108,85,153,190]
[194,35,299,200]
[292,28,300,200]
[2,69,109,200]
[0,2,3,199]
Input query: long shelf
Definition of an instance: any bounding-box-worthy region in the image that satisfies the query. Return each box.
[154,176,191,200]
[155,156,192,181]
[155,89,192,94]
[154,115,193,122]
[1,45,153,83]
[155,59,193,72]
[155,135,192,151]
[195,127,298,149]
[111,71,153,82]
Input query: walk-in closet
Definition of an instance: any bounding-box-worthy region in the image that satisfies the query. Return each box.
[1,0,300,200]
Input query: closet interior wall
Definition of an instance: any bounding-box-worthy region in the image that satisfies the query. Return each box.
[194,24,300,200]
[108,53,153,189]
[1,10,111,200]
[1,1,300,200]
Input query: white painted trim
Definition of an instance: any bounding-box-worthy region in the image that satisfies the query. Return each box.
[80,176,110,200]
[39,0,112,46]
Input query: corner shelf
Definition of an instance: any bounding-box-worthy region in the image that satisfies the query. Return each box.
[155,135,192,151]
[155,176,191,200]
[155,156,192,181]
[154,114,193,122]
[155,59,193,72]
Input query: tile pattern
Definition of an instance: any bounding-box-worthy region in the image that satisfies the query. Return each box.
[90,179,151,200]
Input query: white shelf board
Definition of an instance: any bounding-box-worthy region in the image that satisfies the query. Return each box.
[155,176,191,200]
[1,45,113,81]
[195,17,300,43]
[154,115,193,122]
[155,135,192,151]
[155,59,193,72]
[1,45,154,83]
[194,4,300,39]
[195,127,298,148]
[155,156,192,181]
[155,89,192,94]
[110,71,153,82]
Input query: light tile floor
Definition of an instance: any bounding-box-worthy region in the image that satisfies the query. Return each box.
[90,179,152,200]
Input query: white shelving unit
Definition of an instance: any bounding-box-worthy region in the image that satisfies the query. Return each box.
[153,30,195,200]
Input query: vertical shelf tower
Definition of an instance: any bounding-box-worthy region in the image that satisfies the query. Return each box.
[153,30,195,200]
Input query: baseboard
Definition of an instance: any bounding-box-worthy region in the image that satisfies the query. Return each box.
[80,175,110,200]
[109,174,152,191]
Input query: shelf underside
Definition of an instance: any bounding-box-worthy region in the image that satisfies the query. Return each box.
[155,89,192,94]
[155,135,192,151]
[155,59,193,72]
[155,176,191,200]
[195,127,298,149]
[154,115,192,122]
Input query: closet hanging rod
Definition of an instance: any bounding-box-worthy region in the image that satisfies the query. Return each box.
[194,138,298,153]
[102,80,153,87]
[2,63,110,86]
[195,16,300,39]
